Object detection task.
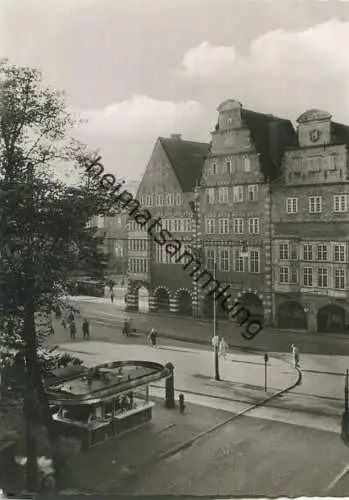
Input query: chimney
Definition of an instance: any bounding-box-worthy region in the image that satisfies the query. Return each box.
[171,133,182,140]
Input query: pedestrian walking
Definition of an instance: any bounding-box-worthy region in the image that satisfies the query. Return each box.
[110,291,115,304]
[69,320,76,340]
[291,343,300,368]
[82,318,90,340]
[218,337,228,359]
[68,311,74,324]
[148,328,158,347]
[61,318,66,329]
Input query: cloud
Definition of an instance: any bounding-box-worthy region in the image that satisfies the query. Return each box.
[179,19,349,122]
[80,95,204,139]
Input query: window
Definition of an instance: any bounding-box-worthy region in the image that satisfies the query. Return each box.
[334,194,347,213]
[317,268,328,288]
[219,248,230,271]
[286,197,298,214]
[175,193,182,205]
[291,244,298,260]
[114,241,123,257]
[248,218,260,234]
[290,267,298,283]
[226,160,232,173]
[317,244,328,261]
[218,187,229,203]
[249,250,260,273]
[156,194,164,206]
[303,267,313,287]
[303,244,313,261]
[233,218,244,234]
[206,248,216,271]
[244,157,251,172]
[166,193,175,205]
[211,163,217,175]
[181,219,191,232]
[145,194,153,207]
[234,249,244,272]
[335,269,345,290]
[233,185,243,202]
[279,243,289,260]
[205,218,216,234]
[309,196,322,213]
[334,244,345,262]
[207,188,215,204]
[279,266,289,283]
[218,218,229,234]
[248,184,259,201]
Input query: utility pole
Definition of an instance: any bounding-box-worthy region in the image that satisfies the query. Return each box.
[213,263,220,381]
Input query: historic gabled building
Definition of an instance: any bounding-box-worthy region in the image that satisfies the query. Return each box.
[195,100,295,326]
[272,109,349,333]
[91,180,139,281]
[126,134,210,313]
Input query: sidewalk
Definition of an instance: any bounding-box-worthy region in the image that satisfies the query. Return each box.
[58,341,297,407]
[61,400,233,493]
[67,296,349,356]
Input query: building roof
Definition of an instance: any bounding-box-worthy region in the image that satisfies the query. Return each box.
[159,137,210,192]
[241,109,296,180]
[45,359,172,405]
[331,121,349,146]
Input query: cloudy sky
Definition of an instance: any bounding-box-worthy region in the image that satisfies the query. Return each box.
[2,0,349,182]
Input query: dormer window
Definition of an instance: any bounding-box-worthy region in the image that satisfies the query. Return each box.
[243,157,251,172]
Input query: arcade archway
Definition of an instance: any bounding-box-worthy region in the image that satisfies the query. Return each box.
[277,301,307,330]
[154,288,170,312]
[317,304,346,333]
[177,290,193,317]
[239,293,264,324]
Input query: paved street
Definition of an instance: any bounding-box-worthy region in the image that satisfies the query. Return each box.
[53,299,349,495]
[58,340,297,409]
[66,295,349,355]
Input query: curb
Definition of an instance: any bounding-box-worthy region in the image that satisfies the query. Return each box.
[151,365,302,465]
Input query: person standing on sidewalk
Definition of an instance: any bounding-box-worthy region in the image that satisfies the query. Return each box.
[219,337,228,359]
[149,328,158,347]
[69,320,76,340]
[291,344,300,368]
[110,291,115,304]
[82,318,90,340]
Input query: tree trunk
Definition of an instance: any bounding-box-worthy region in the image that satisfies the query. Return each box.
[23,302,39,492]
[37,378,62,490]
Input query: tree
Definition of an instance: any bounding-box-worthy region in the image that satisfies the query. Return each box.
[0,60,109,492]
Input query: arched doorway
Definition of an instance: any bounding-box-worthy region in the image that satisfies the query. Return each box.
[155,288,170,312]
[177,290,192,317]
[317,304,346,333]
[137,286,149,313]
[278,301,307,330]
[239,293,264,324]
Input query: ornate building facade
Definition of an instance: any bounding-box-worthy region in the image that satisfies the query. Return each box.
[126,100,349,334]
[272,109,349,333]
[126,134,209,314]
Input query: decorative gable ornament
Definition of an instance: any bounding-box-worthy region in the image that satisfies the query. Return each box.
[309,128,321,142]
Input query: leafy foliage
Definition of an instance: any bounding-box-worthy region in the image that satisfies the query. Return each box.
[0,59,110,491]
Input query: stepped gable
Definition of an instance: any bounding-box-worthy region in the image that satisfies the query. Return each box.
[241,108,296,181]
[159,137,210,192]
